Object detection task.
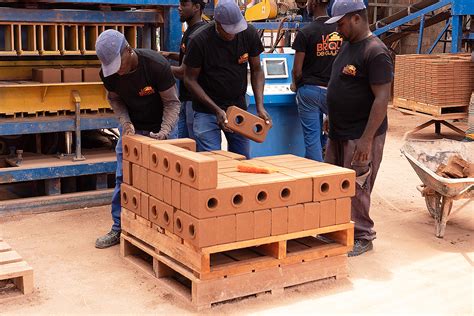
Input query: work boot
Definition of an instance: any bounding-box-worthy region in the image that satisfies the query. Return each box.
[348,239,373,257]
[95,230,121,249]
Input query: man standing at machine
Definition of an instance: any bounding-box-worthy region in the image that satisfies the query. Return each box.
[161,0,207,139]
[94,30,181,249]
[324,0,393,256]
[183,0,271,158]
[291,0,342,161]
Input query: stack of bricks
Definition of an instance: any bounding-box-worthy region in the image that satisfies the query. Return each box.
[121,135,355,249]
[394,53,474,106]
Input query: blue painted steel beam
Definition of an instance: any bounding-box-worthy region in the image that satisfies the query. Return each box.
[451,14,463,53]
[36,0,179,5]
[0,160,116,184]
[427,18,451,54]
[162,6,181,52]
[0,116,119,136]
[451,0,474,15]
[373,0,451,36]
[416,14,425,54]
[0,7,163,24]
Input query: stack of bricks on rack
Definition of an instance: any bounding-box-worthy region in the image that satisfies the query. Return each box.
[121,134,355,249]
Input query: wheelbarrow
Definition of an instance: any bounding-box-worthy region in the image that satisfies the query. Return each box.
[401,139,474,238]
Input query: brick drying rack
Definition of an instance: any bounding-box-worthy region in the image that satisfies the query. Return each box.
[119,135,355,310]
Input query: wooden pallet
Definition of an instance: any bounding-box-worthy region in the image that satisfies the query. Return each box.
[393,97,468,117]
[121,208,353,281]
[121,232,348,310]
[0,238,34,295]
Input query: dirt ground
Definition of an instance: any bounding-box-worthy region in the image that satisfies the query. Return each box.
[1,108,473,315]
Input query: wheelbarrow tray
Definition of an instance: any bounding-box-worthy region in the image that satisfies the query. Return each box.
[401,139,474,199]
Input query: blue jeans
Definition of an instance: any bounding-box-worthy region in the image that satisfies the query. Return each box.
[111,129,176,232]
[193,111,250,158]
[296,85,328,162]
[177,101,195,139]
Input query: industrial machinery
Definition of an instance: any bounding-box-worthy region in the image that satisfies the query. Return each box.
[0,0,181,213]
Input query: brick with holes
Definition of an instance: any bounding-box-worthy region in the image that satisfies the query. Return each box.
[148,144,187,177]
[122,134,148,164]
[120,183,141,215]
[143,138,195,169]
[149,196,174,232]
[170,150,218,190]
[225,106,270,143]
[309,167,356,201]
[174,210,217,247]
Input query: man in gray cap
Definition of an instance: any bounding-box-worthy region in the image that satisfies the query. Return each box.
[324,0,393,256]
[183,0,271,158]
[95,29,180,249]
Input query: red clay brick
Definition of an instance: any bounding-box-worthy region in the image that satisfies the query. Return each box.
[254,209,271,238]
[311,168,356,201]
[132,163,140,190]
[288,204,305,233]
[163,177,172,205]
[152,198,174,232]
[82,67,101,82]
[236,212,254,241]
[32,68,61,83]
[320,199,336,227]
[121,183,141,215]
[159,138,196,151]
[171,180,180,209]
[336,197,351,224]
[148,144,187,176]
[172,150,218,190]
[271,207,288,236]
[180,184,190,213]
[148,171,163,200]
[211,150,246,160]
[175,211,217,248]
[216,215,236,244]
[140,192,150,220]
[139,166,148,194]
[304,202,320,230]
[122,135,148,164]
[226,106,270,143]
[61,68,82,82]
[123,160,132,185]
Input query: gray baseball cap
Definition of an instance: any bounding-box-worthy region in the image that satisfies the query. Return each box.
[325,0,367,24]
[214,0,247,35]
[95,29,128,77]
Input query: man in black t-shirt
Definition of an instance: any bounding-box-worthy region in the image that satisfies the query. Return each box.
[291,0,342,162]
[325,0,393,256]
[161,0,207,139]
[94,30,180,249]
[183,0,271,158]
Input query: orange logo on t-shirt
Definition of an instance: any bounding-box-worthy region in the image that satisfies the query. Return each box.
[238,53,249,64]
[342,64,357,76]
[139,86,155,96]
[316,32,343,57]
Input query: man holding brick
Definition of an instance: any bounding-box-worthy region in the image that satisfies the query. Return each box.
[324,0,393,256]
[183,0,271,158]
[94,30,180,249]
[291,0,342,162]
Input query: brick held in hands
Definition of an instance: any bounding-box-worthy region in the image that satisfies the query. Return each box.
[123,160,132,185]
[82,67,101,82]
[236,212,254,241]
[336,197,351,224]
[304,202,320,230]
[32,68,61,83]
[149,196,174,232]
[226,106,270,143]
[254,209,271,238]
[311,168,356,201]
[288,204,304,233]
[320,199,336,227]
[140,192,150,220]
[121,183,141,215]
[163,177,172,205]
[148,170,163,200]
[174,210,217,247]
[172,150,218,190]
[61,68,82,82]
[171,180,180,209]
[271,206,288,236]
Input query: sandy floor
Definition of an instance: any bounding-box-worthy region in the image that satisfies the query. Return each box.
[1,108,473,315]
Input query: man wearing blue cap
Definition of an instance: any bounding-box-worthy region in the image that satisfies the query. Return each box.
[183,0,271,158]
[94,29,181,249]
[325,0,393,256]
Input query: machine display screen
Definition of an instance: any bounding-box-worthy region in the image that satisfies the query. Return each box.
[263,58,288,79]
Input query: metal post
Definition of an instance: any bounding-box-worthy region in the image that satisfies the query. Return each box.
[71,90,85,161]
[162,6,181,52]
[427,18,451,54]
[417,14,425,54]
[65,131,73,155]
[450,15,462,53]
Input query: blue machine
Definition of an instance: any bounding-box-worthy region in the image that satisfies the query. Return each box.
[246,53,305,158]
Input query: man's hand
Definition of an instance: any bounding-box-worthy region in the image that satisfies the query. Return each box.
[352,136,372,165]
[322,117,329,134]
[216,109,233,133]
[257,109,272,126]
[122,121,135,136]
[290,82,297,92]
[149,131,167,140]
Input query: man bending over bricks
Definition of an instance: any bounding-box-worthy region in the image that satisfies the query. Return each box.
[325,0,393,256]
[95,29,180,249]
[183,0,271,158]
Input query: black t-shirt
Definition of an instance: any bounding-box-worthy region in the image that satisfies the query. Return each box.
[100,49,176,132]
[184,22,264,113]
[291,17,342,87]
[327,35,393,140]
[179,21,207,102]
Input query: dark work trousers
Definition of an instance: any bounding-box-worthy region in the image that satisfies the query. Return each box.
[324,132,387,241]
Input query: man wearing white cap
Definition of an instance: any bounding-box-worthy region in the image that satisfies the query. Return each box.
[325,0,393,256]
[183,0,271,158]
[94,29,180,248]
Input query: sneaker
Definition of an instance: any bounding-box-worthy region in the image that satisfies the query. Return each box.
[348,239,373,257]
[95,230,121,249]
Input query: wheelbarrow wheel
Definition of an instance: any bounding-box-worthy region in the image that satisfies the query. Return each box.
[424,194,440,219]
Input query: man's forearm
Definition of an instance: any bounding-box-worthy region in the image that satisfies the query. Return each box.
[159,85,181,137]
[184,78,221,114]
[361,98,388,140]
[251,68,265,110]
[107,91,131,125]
[170,65,184,80]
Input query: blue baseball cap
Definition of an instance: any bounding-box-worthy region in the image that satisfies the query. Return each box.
[325,0,367,24]
[214,0,247,35]
[95,29,128,77]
